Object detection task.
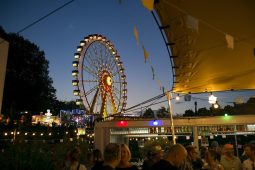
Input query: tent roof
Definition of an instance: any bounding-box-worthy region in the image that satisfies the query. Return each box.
[154,0,255,94]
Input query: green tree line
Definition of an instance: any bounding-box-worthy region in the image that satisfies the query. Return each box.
[0,26,79,120]
[183,97,255,117]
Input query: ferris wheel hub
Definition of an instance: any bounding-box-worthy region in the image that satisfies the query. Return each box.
[106,76,112,86]
[100,70,112,92]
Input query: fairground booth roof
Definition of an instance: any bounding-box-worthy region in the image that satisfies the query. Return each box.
[152,0,255,94]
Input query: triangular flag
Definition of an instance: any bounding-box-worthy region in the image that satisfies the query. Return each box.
[141,0,154,11]
[142,45,149,63]
[186,15,199,32]
[157,79,162,90]
[225,34,234,49]
[134,26,139,46]
[151,66,155,80]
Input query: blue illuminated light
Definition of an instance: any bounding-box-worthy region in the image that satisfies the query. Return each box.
[153,121,158,126]
[149,120,162,126]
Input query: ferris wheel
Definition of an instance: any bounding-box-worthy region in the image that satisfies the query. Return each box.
[72,34,127,118]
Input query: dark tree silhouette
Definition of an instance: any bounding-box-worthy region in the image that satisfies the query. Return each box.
[247,97,255,104]
[143,108,154,118]
[0,26,57,118]
[183,109,195,117]
[182,96,255,117]
[156,106,169,118]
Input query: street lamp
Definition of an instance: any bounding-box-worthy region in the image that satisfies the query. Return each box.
[175,94,180,101]
[213,101,219,109]
[209,93,217,104]
[166,92,176,144]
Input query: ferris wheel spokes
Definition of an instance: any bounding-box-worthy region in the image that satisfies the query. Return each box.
[84,85,98,96]
[89,88,99,114]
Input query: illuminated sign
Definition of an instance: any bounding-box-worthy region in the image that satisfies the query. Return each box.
[60,109,86,115]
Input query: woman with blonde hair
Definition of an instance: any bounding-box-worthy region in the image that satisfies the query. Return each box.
[203,149,224,170]
[116,144,139,170]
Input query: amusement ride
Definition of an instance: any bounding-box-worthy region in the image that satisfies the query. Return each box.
[72,34,127,118]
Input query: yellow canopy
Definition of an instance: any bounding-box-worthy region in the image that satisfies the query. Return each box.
[154,0,255,94]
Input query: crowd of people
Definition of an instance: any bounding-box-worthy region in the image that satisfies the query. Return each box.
[63,142,255,170]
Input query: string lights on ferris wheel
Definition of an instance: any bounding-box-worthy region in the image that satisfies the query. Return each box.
[71,34,127,117]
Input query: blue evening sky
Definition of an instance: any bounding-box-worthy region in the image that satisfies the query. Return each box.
[1,0,254,115]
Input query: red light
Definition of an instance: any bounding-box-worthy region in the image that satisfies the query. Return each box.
[117,120,127,127]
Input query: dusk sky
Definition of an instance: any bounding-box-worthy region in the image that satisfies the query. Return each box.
[1,0,255,115]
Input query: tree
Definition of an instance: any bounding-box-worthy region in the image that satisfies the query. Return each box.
[223,105,233,115]
[209,104,222,116]
[247,97,255,104]
[54,100,80,113]
[143,108,154,118]
[0,27,57,117]
[182,96,255,117]
[183,109,195,117]
[197,107,210,116]
[156,106,169,118]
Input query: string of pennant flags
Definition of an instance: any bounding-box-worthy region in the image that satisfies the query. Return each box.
[119,0,165,93]
[137,2,165,92]
[119,0,240,96]
[134,24,164,92]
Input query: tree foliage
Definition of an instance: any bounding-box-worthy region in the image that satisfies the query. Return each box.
[54,100,82,113]
[0,26,57,117]
[143,108,154,118]
[156,106,169,118]
[183,97,255,117]
[183,109,195,117]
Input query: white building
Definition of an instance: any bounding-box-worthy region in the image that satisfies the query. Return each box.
[94,115,255,155]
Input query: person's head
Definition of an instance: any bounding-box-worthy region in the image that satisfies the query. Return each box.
[148,144,164,162]
[93,149,103,162]
[186,145,199,161]
[120,144,131,163]
[205,149,217,163]
[223,144,234,157]
[211,141,219,149]
[165,144,187,167]
[69,147,81,162]
[243,144,255,158]
[104,143,121,167]
[200,146,208,159]
[244,144,255,158]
